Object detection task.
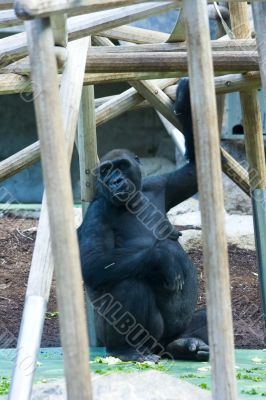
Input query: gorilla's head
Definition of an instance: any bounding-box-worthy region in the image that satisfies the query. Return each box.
[95,149,142,207]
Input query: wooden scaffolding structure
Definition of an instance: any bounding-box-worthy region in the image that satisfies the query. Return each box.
[0,0,265,399]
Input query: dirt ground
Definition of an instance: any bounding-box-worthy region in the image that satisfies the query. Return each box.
[0,217,264,349]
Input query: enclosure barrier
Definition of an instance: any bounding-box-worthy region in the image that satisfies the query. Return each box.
[0,0,264,399]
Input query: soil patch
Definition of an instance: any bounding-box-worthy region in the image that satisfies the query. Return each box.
[0,217,264,349]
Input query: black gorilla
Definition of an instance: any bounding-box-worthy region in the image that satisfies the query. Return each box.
[78,78,209,362]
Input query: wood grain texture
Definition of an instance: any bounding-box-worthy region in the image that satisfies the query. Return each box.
[229,2,266,190]
[25,18,92,399]
[184,1,237,399]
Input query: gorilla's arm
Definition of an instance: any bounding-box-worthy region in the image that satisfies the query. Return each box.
[164,162,197,212]
[165,78,198,211]
[78,199,154,290]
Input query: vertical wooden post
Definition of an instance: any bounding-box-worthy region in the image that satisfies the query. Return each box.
[183,1,237,399]
[78,87,98,215]
[77,37,98,346]
[25,19,92,400]
[229,1,266,339]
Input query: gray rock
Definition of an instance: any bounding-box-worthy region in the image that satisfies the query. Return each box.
[31,372,211,400]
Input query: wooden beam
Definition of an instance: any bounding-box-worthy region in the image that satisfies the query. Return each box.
[184,1,237,399]
[14,0,177,19]
[24,18,92,400]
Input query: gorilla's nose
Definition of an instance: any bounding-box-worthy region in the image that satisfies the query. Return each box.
[110,176,123,190]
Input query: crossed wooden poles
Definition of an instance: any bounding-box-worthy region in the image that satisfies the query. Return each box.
[0,1,265,400]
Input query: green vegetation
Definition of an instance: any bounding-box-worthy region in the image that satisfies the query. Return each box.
[236,371,263,382]
[241,388,266,396]
[45,311,59,319]
[0,377,10,395]
[198,382,210,391]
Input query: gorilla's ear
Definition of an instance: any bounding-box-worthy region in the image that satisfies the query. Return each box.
[134,155,141,164]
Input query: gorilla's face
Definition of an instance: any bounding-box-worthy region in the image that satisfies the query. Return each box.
[96,149,142,207]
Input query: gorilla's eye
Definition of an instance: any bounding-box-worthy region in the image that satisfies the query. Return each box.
[100,162,112,176]
[118,160,130,170]
[134,155,140,163]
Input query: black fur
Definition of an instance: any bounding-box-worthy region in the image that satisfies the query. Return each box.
[78,79,208,361]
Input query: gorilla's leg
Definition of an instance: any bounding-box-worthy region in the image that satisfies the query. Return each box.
[94,279,164,362]
[165,309,209,361]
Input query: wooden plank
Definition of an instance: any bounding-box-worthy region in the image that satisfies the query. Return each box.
[229,2,266,190]
[183,1,237,399]
[24,18,91,400]
[14,0,177,19]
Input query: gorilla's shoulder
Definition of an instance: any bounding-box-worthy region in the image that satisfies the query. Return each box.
[142,175,167,193]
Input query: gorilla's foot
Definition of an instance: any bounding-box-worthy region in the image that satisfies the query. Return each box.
[166,337,209,361]
[108,348,160,363]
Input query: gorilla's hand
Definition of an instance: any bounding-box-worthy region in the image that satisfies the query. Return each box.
[166,337,209,361]
[153,245,185,292]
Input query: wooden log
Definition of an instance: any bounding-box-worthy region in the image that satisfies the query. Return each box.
[221,147,250,196]
[229,2,266,190]
[0,1,13,10]
[165,72,261,99]
[0,9,20,28]
[9,37,90,400]
[78,86,98,214]
[25,18,91,400]
[0,142,40,181]
[1,50,260,75]
[100,25,168,44]
[14,0,176,20]
[1,47,67,74]
[184,1,237,399]
[89,39,257,54]
[84,50,259,73]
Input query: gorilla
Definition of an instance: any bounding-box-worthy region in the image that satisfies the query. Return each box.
[78,78,209,362]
